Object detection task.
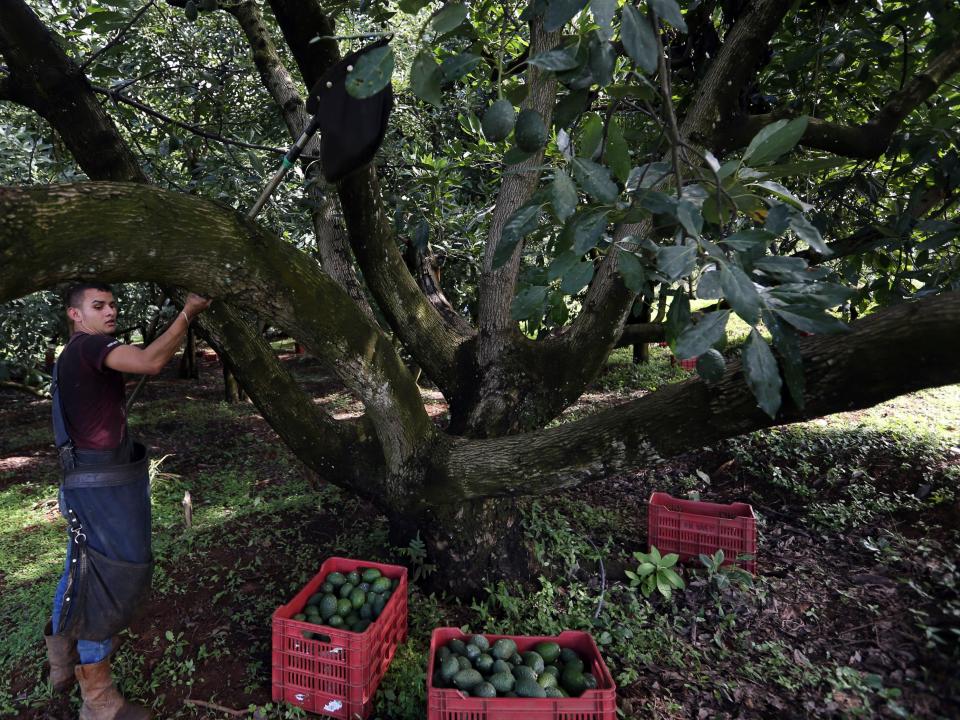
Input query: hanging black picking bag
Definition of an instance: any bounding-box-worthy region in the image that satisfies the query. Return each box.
[56,442,154,641]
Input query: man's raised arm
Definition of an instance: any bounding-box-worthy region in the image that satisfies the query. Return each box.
[105,293,212,375]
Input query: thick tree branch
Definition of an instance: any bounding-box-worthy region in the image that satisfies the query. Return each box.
[477,19,562,338]
[337,168,473,395]
[436,291,960,501]
[714,43,960,159]
[798,184,954,264]
[0,0,147,182]
[519,0,794,426]
[0,183,434,474]
[266,0,474,395]
[194,299,385,497]
[0,0,402,483]
[225,0,373,319]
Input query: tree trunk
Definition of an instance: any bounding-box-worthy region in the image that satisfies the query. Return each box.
[388,497,536,598]
[178,325,198,379]
[223,365,245,403]
[632,300,653,365]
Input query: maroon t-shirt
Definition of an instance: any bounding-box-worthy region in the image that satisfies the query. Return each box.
[58,333,127,450]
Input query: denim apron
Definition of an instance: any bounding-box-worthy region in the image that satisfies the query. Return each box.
[51,354,154,642]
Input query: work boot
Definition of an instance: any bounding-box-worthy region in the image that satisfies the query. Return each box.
[75,658,152,720]
[43,620,78,693]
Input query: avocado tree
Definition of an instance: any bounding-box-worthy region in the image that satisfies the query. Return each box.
[1,0,958,595]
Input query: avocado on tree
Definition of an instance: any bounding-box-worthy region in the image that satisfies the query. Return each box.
[1,0,959,596]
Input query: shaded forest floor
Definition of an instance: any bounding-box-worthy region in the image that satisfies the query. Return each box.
[1,344,958,719]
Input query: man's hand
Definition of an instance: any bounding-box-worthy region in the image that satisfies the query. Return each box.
[184,293,212,320]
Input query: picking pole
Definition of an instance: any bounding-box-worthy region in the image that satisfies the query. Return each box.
[247,115,321,220]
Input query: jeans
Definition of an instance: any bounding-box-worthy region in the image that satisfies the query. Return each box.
[51,488,113,664]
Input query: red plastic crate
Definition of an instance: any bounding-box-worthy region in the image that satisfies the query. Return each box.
[669,354,698,371]
[647,492,757,573]
[272,557,408,718]
[426,628,617,720]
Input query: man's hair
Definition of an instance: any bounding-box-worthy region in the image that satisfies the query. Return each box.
[65,282,114,309]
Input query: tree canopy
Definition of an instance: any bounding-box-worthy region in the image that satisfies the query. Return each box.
[1,0,958,591]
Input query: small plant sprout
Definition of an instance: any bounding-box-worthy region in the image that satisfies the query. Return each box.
[698,549,754,591]
[625,545,685,599]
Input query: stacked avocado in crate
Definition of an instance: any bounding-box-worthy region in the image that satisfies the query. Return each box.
[427,628,616,720]
[294,566,398,636]
[433,633,598,698]
[272,557,408,719]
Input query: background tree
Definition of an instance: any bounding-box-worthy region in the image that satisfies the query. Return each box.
[1,0,958,594]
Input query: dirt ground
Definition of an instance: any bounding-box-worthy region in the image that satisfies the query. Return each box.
[1,349,958,719]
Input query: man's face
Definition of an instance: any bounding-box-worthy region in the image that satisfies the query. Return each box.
[68,290,118,335]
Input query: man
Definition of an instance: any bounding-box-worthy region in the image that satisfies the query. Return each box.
[45,282,211,719]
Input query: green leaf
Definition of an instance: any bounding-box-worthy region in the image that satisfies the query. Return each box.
[572,158,619,203]
[742,116,809,166]
[503,146,534,165]
[560,261,595,294]
[578,112,604,158]
[494,204,541,268]
[743,329,782,418]
[592,0,616,39]
[662,567,685,589]
[528,48,582,71]
[696,268,722,299]
[649,545,662,563]
[618,251,646,293]
[656,573,673,598]
[754,256,809,276]
[511,285,549,320]
[757,156,851,178]
[620,4,658,74]
[719,263,762,325]
[440,52,481,81]
[398,0,431,12]
[410,49,442,107]
[544,0,589,31]
[649,0,687,32]
[431,3,469,33]
[551,170,578,222]
[676,200,703,238]
[751,180,812,211]
[764,203,791,234]
[665,292,690,348]
[656,244,696,281]
[566,208,609,254]
[554,90,590,130]
[345,45,394,99]
[605,121,630,183]
[762,308,804,408]
[588,33,616,87]
[547,251,581,281]
[721,229,775,251]
[789,213,831,255]
[674,310,730,359]
[636,562,656,577]
[773,307,849,334]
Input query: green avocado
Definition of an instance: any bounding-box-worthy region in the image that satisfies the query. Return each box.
[471,682,497,698]
[533,641,561,664]
[452,669,484,691]
[488,671,514,693]
[696,349,726,382]
[491,638,517,660]
[514,109,548,152]
[515,677,547,698]
[481,99,516,142]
